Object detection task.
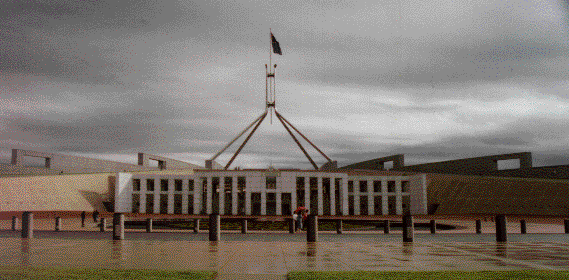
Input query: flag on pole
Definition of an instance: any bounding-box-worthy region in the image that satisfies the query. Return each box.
[271,33,282,55]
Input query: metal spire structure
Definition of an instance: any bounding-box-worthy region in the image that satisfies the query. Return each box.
[206,31,336,170]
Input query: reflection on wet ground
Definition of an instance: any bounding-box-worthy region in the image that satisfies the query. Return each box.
[1,231,569,279]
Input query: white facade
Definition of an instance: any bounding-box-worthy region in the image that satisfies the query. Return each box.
[115,170,428,216]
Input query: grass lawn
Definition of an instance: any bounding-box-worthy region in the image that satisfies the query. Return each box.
[0,266,216,280]
[287,270,569,280]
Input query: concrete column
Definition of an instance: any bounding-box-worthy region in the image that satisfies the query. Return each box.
[383,220,390,234]
[476,219,482,234]
[495,215,507,242]
[402,215,414,242]
[342,179,349,216]
[209,214,220,241]
[206,177,212,214]
[153,178,160,214]
[245,190,252,215]
[99,218,107,232]
[288,218,295,234]
[317,177,323,215]
[241,219,248,234]
[21,212,33,239]
[336,219,343,234]
[304,177,310,211]
[193,184,200,214]
[167,179,174,214]
[330,178,336,216]
[260,191,266,215]
[395,181,403,215]
[140,192,147,213]
[381,181,388,215]
[354,181,360,215]
[367,180,373,215]
[194,219,200,233]
[276,192,282,216]
[430,219,436,234]
[307,215,318,242]
[232,177,238,215]
[113,213,125,240]
[55,217,62,231]
[291,182,297,215]
[520,219,527,234]
[564,220,569,234]
[219,180,225,215]
[146,218,153,233]
[182,180,189,214]
[11,216,18,231]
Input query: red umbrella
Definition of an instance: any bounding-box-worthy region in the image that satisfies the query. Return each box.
[294,206,307,214]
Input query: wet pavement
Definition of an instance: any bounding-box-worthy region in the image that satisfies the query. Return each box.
[1,231,569,279]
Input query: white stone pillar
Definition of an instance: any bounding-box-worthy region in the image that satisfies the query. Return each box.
[304,176,310,210]
[219,178,225,215]
[382,180,388,215]
[276,192,282,215]
[342,179,348,215]
[140,178,147,213]
[245,187,252,215]
[182,179,189,214]
[261,191,266,215]
[330,177,336,216]
[153,178,160,214]
[396,180,403,215]
[354,180,360,215]
[167,179,174,214]
[291,177,297,212]
[206,176,212,214]
[193,179,200,214]
[232,177,238,215]
[317,176,323,215]
[368,180,374,215]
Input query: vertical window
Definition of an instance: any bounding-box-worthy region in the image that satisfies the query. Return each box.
[348,181,354,192]
[160,194,168,213]
[359,181,367,193]
[174,194,182,214]
[132,194,140,213]
[309,177,318,190]
[146,194,154,213]
[296,177,305,205]
[188,195,194,214]
[188,179,194,192]
[175,179,183,192]
[238,177,246,192]
[401,181,409,193]
[161,179,168,191]
[266,176,276,189]
[133,179,141,191]
[146,179,155,191]
[373,181,381,192]
[388,181,396,193]
[225,177,233,193]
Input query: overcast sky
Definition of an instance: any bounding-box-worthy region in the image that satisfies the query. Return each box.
[2,0,569,169]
